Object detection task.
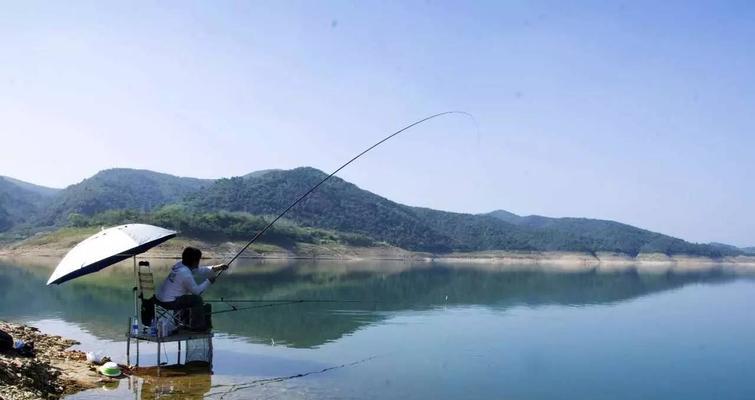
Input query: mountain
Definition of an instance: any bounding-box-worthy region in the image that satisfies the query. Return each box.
[709,243,755,255]
[486,210,732,257]
[184,167,456,252]
[485,209,521,224]
[708,242,742,253]
[183,167,731,256]
[0,167,742,257]
[38,168,213,225]
[242,169,281,179]
[0,176,60,197]
[0,177,57,231]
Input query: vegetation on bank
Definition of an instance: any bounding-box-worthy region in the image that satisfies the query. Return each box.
[65,206,377,248]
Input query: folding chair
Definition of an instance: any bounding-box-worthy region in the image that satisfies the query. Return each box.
[138,262,186,333]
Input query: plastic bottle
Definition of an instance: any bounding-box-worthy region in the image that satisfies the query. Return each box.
[131,316,139,336]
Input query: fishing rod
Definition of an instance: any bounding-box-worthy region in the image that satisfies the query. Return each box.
[207,298,379,314]
[214,111,474,282]
[205,298,370,303]
[210,299,375,315]
[211,300,304,315]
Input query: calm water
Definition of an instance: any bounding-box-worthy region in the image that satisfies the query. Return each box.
[1,257,755,399]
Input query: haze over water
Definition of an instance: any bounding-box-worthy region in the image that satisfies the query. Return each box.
[2,258,754,399]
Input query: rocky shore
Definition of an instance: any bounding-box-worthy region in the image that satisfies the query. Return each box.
[0,322,117,400]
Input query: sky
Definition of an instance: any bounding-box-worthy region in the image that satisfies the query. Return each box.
[1,1,753,246]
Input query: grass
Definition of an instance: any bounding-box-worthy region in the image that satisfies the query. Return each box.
[12,227,100,248]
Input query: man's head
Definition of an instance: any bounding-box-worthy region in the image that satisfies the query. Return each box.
[182,247,202,269]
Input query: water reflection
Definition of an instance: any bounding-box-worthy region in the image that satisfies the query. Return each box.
[134,364,213,400]
[0,257,750,348]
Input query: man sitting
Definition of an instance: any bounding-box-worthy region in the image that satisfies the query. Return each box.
[156,246,228,331]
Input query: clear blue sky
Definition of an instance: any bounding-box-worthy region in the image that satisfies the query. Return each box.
[1,1,753,246]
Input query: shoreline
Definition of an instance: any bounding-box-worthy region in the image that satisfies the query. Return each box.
[0,321,118,400]
[2,228,754,270]
[2,236,755,270]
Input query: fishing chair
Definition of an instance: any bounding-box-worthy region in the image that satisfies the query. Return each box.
[137,262,186,334]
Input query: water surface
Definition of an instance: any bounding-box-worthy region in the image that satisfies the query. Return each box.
[1,258,754,399]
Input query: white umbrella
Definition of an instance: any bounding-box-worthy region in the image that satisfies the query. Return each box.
[47,223,176,285]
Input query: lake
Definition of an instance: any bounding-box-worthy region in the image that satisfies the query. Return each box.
[2,257,755,399]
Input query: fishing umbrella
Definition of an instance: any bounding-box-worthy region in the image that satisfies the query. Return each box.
[47,223,176,285]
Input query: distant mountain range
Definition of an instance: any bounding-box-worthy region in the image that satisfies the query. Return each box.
[0,168,749,257]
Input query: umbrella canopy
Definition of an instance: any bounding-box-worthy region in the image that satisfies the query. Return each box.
[47,224,176,285]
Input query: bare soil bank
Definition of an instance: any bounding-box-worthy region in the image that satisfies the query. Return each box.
[2,230,754,269]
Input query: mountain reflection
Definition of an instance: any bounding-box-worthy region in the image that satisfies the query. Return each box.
[0,258,747,348]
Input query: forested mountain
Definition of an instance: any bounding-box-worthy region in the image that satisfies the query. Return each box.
[0,167,745,257]
[184,167,734,256]
[709,242,755,255]
[38,168,213,225]
[0,176,60,197]
[185,168,454,251]
[0,177,56,231]
[486,210,725,256]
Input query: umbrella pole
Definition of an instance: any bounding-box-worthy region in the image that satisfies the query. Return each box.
[133,256,138,330]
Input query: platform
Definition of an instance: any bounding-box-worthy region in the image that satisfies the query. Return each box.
[126,329,213,343]
[126,324,214,372]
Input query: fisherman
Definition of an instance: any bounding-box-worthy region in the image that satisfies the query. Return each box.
[156,246,228,331]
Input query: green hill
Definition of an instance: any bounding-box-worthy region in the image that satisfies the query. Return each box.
[38,168,213,225]
[0,167,742,257]
[709,242,755,255]
[184,167,455,252]
[184,168,731,256]
[0,176,60,197]
[487,210,728,257]
[0,177,56,231]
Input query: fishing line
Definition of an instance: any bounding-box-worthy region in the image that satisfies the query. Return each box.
[214,111,477,282]
[208,355,379,399]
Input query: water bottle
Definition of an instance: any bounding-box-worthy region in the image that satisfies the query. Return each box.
[131,316,139,336]
[150,319,158,336]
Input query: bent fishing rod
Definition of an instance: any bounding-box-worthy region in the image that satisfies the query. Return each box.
[214,111,474,283]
